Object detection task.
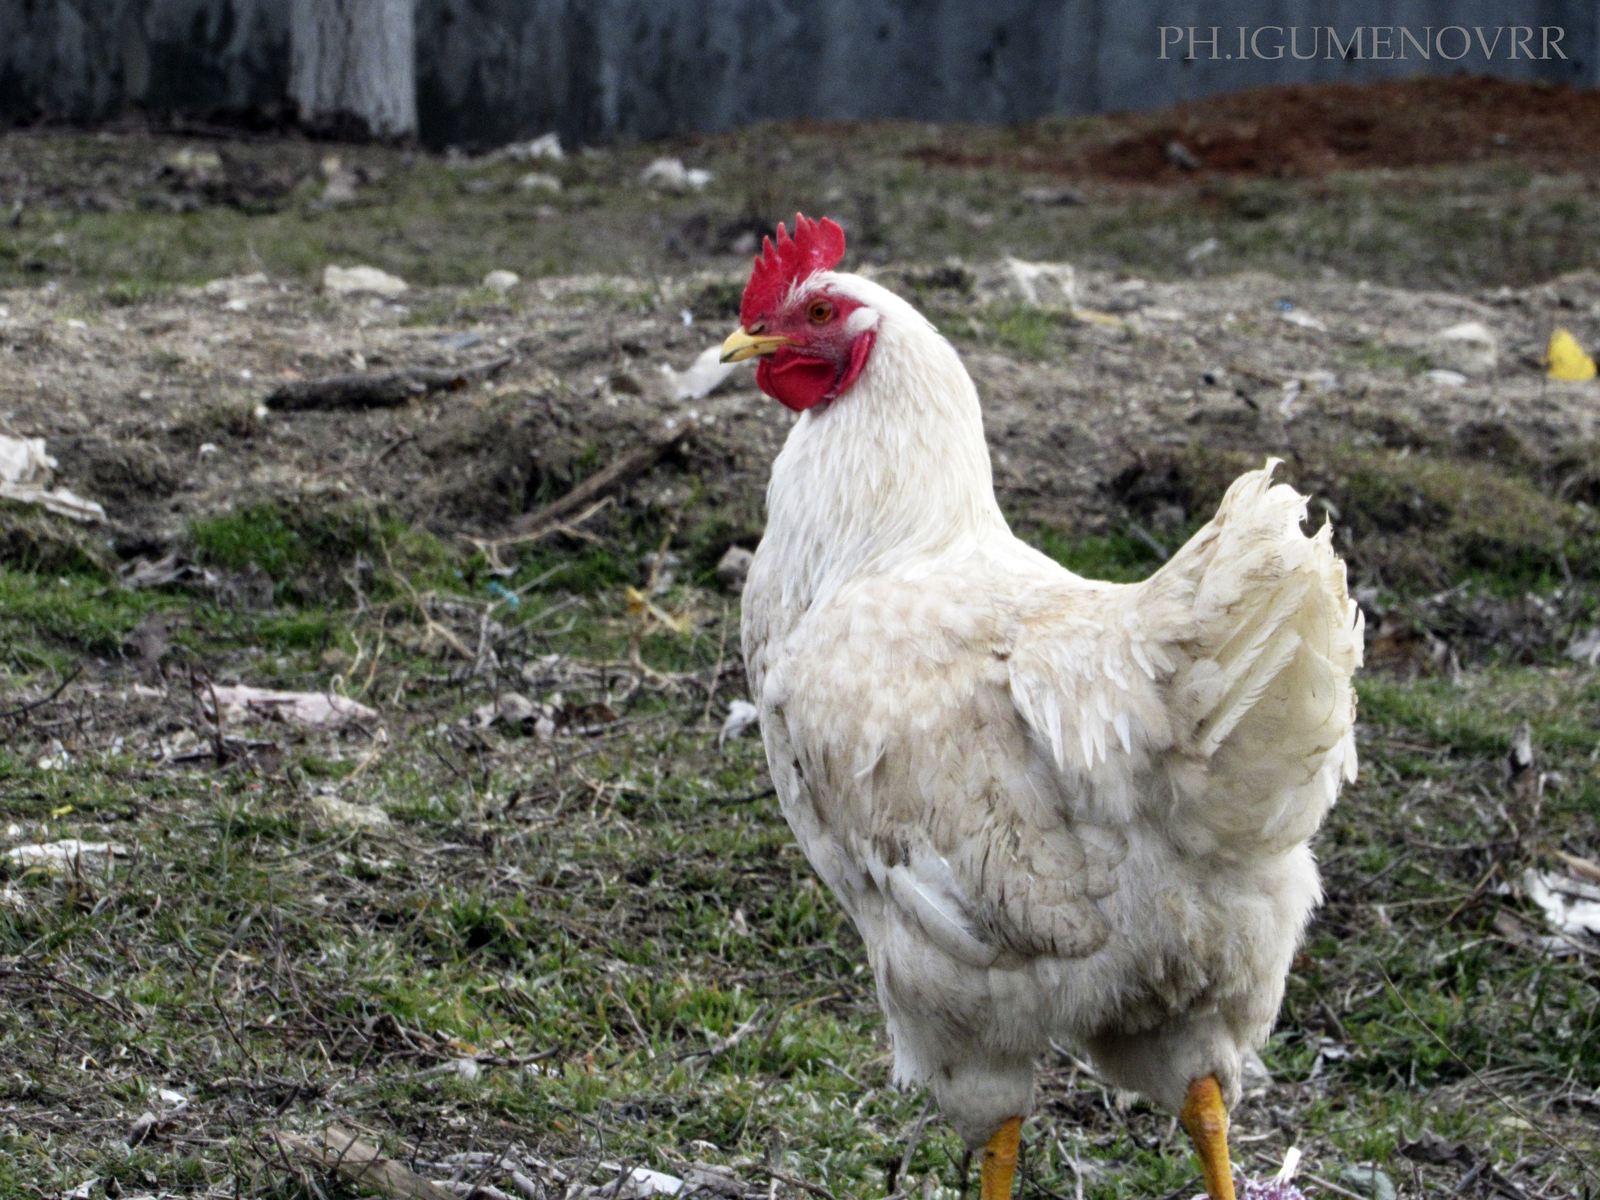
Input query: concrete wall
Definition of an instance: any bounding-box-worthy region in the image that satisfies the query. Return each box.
[0,0,289,124]
[4,0,1597,148]
[413,0,1600,148]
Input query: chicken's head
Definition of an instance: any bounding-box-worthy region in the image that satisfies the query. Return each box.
[720,214,879,412]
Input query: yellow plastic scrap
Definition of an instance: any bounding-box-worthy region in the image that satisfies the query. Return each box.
[1548,328,1597,381]
[1071,308,1125,328]
[624,585,691,634]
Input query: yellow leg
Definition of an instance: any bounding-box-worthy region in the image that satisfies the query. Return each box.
[979,1117,1022,1200]
[1180,1076,1236,1200]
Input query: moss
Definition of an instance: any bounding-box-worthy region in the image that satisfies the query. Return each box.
[190,501,465,601]
[0,566,159,657]
[1319,449,1598,591]
[190,504,307,580]
[1099,444,1600,597]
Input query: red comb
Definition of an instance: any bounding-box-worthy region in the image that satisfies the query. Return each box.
[740,214,846,325]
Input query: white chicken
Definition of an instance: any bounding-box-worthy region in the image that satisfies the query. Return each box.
[721,216,1362,1200]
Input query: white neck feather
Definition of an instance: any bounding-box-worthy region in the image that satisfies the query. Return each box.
[759,273,1008,612]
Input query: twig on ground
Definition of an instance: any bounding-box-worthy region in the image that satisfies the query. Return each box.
[1299,1172,1368,1200]
[507,418,695,537]
[760,1168,841,1200]
[464,499,614,575]
[0,663,82,722]
[701,601,729,728]
[679,1003,770,1060]
[265,355,512,411]
[891,1096,937,1195]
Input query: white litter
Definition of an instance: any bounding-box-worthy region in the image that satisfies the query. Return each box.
[500,132,564,162]
[310,795,391,831]
[641,158,713,193]
[204,272,270,298]
[205,685,378,729]
[322,265,409,297]
[1004,258,1076,310]
[1276,1148,1303,1184]
[6,840,129,875]
[622,1168,685,1197]
[0,435,106,522]
[1278,379,1302,415]
[660,344,738,401]
[1566,628,1600,666]
[1185,237,1219,262]
[517,172,562,192]
[719,700,759,746]
[1279,310,1328,332]
[482,269,521,294]
[1523,868,1600,939]
[1424,368,1468,387]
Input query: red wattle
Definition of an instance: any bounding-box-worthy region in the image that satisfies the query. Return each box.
[756,331,877,413]
[833,330,875,399]
[758,350,837,412]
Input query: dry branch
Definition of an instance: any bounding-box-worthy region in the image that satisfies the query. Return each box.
[266,355,512,411]
[274,1126,458,1200]
[507,418,695,536]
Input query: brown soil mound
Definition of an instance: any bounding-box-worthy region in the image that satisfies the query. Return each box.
[1090,76,1600,182]
[916,76,1600,183]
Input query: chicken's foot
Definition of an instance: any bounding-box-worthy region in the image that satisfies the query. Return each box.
[979,1116,1021,1200]
[1180,1075,1236,1200]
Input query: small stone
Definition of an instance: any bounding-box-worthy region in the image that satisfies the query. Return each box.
[495,692,535,724]
[1433,320,1498,376]
[1337,1164,1396,1200]
[482,269,520,294]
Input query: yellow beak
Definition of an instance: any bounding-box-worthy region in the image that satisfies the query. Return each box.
[720,327,794,363]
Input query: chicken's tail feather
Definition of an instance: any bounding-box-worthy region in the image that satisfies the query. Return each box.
[1148,462,1363,855]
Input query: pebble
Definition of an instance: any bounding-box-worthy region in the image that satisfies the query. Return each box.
[482,269,520,294]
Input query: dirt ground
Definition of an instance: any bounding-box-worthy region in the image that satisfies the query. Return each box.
[6,252,1600,625]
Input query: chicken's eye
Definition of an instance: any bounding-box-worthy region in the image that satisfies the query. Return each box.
[807,300,834,324]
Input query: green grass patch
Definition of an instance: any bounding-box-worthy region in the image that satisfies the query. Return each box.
[1027,526,1165,583]
[0,566,160,659]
